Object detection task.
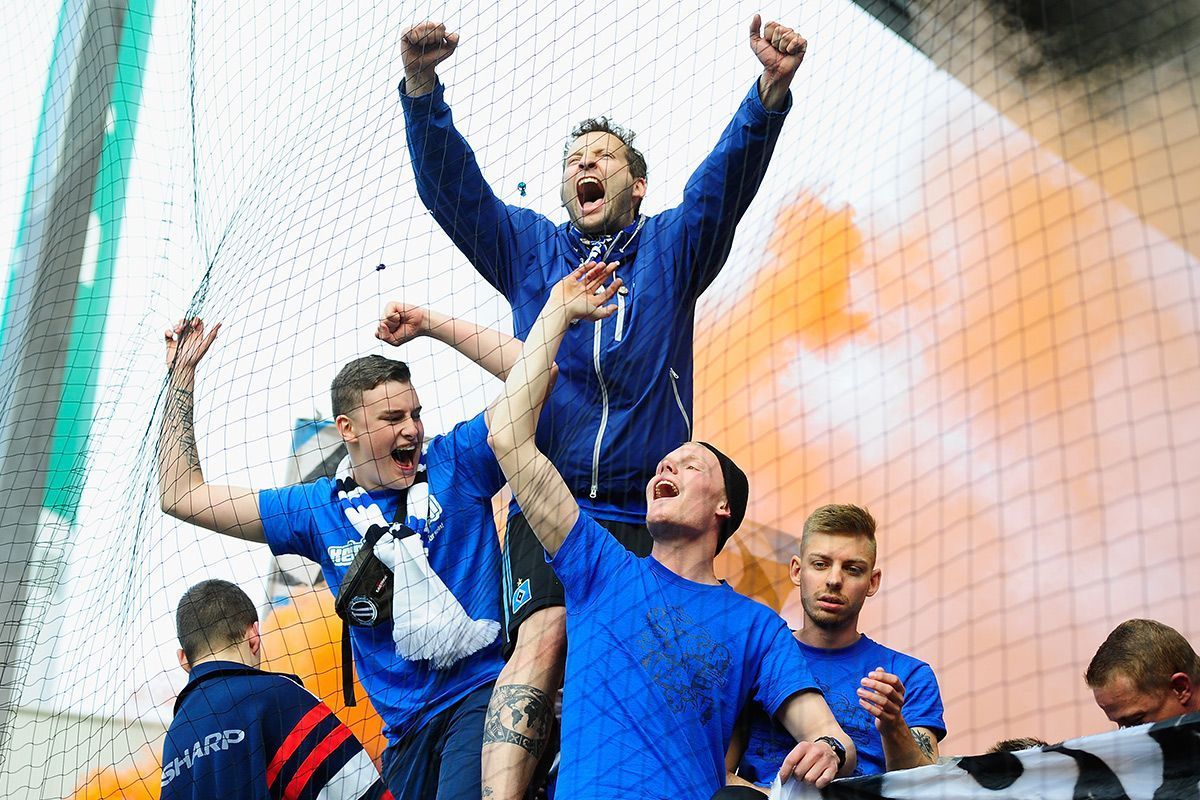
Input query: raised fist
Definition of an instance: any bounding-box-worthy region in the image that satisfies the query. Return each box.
[402,21,459,86]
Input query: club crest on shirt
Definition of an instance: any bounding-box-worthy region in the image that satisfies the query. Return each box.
[407,482,445,544]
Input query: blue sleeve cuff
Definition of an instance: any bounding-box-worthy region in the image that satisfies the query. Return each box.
[257,488,293,556]
[548,510,593,565]
[748,78,792,119]
[398,77,447,111]
[766,684,822,719]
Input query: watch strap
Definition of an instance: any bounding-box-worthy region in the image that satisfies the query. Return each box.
[814,735,847,771]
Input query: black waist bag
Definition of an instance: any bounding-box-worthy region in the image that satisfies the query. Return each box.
[334,523,418,706]
[330,473,424,706]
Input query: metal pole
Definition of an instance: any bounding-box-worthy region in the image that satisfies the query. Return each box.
[0,0,129,764]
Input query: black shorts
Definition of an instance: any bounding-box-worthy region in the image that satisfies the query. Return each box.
[501,510,652,658]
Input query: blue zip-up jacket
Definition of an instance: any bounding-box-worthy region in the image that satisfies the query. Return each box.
[161,661,391,800]
[401,80,790,522]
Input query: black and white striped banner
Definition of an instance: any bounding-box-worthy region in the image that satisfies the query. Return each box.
[773,712,1200,800]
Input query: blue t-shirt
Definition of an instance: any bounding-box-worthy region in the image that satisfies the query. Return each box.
[258,412,505,745]
[550,512,819,800]
[737,635,946,783]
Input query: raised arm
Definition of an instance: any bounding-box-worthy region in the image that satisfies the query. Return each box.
[158,319,264,543]
[776,691,857,788]
[399,22,552,294]
[377,302,523,380]
[486,263,620,555]
[668,17,807,296]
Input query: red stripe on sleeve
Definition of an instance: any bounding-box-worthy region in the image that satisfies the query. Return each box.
[267,703,332,787]
[282,724,355,800]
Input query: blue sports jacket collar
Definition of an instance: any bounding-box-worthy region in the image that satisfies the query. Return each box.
[567,216,646,266]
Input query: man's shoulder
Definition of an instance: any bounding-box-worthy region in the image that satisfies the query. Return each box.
[178,665,306,708]
[262,475,334,504]
[723,586,790,624]
[859,635,936,674]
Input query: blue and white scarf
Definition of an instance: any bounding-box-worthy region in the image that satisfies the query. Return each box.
[333,459,498,669]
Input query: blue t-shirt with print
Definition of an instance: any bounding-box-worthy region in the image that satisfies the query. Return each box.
[258,412,505,746]
[737,634,946,783]
[549,512,819,800]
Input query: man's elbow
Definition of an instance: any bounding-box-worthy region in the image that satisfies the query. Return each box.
[486,425,515,463]
[159,494,187,521]
[840,739,858,776]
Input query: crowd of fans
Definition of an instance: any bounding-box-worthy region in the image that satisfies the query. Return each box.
[154,14,1197,800]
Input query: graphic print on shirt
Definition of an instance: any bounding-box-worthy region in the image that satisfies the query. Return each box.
[636,606,731,725]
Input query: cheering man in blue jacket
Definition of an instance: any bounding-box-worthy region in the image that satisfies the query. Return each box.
[399,15,808,798]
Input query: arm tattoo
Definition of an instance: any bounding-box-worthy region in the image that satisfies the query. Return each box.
[482,684,553,759]
[912,729,934,760]
[171,386,201,469]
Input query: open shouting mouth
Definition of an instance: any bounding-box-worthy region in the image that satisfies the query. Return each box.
[652,479,679,500]
[391,445,418,473]
[576,176,605,216]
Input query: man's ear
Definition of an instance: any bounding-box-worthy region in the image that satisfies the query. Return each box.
[632,177,647,212]
[335,413,356,443]
[867,567,882,598]
[177,648,191,674]
[1169,672,1194,707]
[247,621,262,657]
[788,554,803,587]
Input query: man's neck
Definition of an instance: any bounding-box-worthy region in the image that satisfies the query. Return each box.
[796,622,862,650]
[650,539,720,585]
[190,644,257,670]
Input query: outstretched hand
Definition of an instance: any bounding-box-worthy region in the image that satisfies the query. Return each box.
[552,261,621,323]
[749,14,807,110]
[377,302,427,347]
[165,318,220,374]
[402,21,459,95]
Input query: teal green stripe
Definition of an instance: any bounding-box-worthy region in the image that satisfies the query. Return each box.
[0,0,76,357]
[44,0,155,521]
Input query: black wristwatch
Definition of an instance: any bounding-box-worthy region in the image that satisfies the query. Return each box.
[814,735,847,771]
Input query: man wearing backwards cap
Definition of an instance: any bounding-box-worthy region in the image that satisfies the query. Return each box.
[486,262,855,800]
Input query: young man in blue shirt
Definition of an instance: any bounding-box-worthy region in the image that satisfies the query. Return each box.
[158,315,522,799]
[399,16,809,797]
[485,263,856,800]
[727,505,946,789]
[162,579,390,800]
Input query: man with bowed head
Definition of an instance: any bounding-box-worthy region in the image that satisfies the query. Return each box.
[486,262,856,800]
[1087,619,1200,728]
[400,13,808,799]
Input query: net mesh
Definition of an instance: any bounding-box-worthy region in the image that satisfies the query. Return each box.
[0,0,1197,796]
